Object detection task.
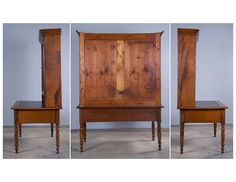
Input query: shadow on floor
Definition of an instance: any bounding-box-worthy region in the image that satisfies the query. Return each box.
[71,128,169,159]
[171,124,233,159]
[3,126,70,159]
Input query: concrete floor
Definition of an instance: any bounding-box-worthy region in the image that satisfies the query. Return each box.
[171,124,233,159]
[71,128,169,159]
[3,126,70,159]
[3,125,233,159]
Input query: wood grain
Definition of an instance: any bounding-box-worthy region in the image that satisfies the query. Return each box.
[80,33,161,107]
[177,29,198,108]
[84,109,158,122]
[78,32,163,152]
[79,32,85,105]
[177,28,227,154]
[84,33,155,41]
[40,29,62,108]
[11,29,62,154]
[116,40,125,98]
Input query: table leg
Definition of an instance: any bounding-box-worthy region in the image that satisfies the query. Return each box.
[55,110,60,154]
[221,110,225,154]
[157,121,161,150]
[180,122,184,154]
[80,123,84,152]
[180,111,184,154]
[221,122,225,153]
[19,124,22,137]
[214,123,217,137]
[51,123,54,137]
[14,111,19,153]
[152,121,155,141]
[84,122,87,142]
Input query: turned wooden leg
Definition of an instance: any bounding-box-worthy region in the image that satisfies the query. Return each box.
[221,110,225,154]
[157,121,161,150]
[152,121,155,141]
[180,111,185,154]
[84,122,87,142]
[180,122,184,154]
[51,123,54,137]
[221,122,225,153]
[14,111,19,153]
[55,110,60,154]
[80,122,84,152]
[214,123,217,137]
[19,124,22,137]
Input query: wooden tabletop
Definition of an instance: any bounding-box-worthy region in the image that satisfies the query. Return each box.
[77,105,164,109]
[180,101,228,110]
[11,101,61,110]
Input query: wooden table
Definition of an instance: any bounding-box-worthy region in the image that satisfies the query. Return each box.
[77,32,164,152]
[179,101,228,154]
[78,105,163,152]
[11,101,61,154]
[177,28,228,154]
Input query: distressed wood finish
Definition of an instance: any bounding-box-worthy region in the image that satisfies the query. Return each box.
[11,29,62,154]
[177,28,228,154]
[177,29,198,109]
[83,108,159,122]
[40,29,62,108]
[77,32,163,152]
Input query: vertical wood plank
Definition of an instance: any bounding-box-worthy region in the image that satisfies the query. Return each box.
[125,43,139,98]
[84,40,117,103]
[138,44,147,97]
[177,29,198,108]
[116,40,125,98]
[95,41,116,99]
[155,33,161,106]
[79,32,85,105]
[41,31,61,108]
[84,40,97,98]
[148,43,156,97]
[109,42,117,98]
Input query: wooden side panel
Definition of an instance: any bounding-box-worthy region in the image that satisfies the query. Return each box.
[177,29,198,108]
[124,41,157,105]
[18,110,55,123]
[79,33,85,105]
[183,110,222,123]
[155,33,161,106]
[84,109,158,121]
[84,40,117,100]
[41,32,62,108]
[81,33,161,107]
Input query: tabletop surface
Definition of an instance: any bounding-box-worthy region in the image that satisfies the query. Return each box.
[11,101,61,110]
[180,101,228,110]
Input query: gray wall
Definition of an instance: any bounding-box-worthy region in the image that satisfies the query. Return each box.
[71,23,169,129]
[3,23,70,126]
[171,24,233,125]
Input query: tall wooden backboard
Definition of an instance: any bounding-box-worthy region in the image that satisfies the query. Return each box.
[177,28,199,109]
[79,33,162,108]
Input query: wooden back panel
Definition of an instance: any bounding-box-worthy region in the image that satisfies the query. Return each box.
[39,29,62,108]
[177,28,199,109]
[79,33,162,107]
